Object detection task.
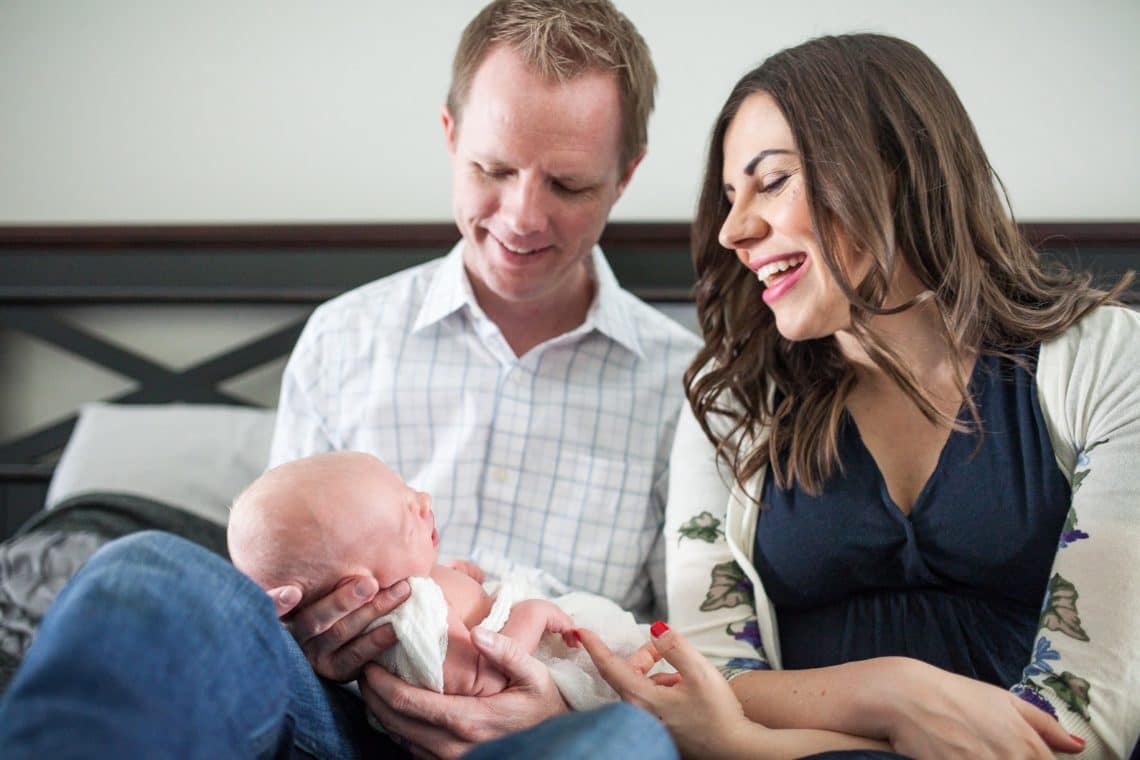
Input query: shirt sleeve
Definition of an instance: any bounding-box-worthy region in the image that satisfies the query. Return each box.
[1018,306,1140,758]
[665,399,772,676]
[268,308,338,468]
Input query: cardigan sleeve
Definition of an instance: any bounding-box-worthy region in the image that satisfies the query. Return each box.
[1025,305,1140,759]
[664,399,773,676]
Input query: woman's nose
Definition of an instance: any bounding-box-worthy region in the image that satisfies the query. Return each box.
[718,199,770,256]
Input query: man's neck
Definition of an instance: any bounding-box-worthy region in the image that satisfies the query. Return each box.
[467,259,601,357]
[479,280,596,357]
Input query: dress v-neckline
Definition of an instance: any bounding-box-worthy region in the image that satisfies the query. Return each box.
[844,356,986,518]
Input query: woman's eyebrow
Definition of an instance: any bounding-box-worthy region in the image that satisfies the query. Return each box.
[744,148,795,176]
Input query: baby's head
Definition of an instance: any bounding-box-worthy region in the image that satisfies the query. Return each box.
[228,451,439,601]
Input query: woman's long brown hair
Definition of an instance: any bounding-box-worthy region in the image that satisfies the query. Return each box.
[687,33,1131,497]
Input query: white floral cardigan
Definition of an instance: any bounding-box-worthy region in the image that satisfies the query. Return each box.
[665,305,1140,758]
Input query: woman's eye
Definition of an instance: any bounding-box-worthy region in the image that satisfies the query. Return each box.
[761,175,790,193]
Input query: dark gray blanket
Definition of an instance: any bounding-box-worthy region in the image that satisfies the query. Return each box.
[0,492,227,693]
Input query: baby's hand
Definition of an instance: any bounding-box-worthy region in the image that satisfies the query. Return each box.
[447,559,486,583]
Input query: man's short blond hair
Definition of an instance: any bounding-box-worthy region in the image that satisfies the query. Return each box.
[447,0,656,166]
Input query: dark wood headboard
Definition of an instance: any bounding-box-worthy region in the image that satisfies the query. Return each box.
[2,221,1137,534]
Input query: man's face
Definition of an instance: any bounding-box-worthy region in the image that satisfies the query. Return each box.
[443,45,641,316]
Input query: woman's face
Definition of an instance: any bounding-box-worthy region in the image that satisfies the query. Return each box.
[718,92,864,342]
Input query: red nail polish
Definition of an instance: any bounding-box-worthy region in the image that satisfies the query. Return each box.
[572,629,582,643]
[1070,734,1085,747]
[650,620,670,638]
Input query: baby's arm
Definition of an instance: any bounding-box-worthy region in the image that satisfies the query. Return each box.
[498,599,575,654]
[440,596,575,697]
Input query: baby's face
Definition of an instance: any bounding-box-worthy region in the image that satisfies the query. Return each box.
[345,458,440,587]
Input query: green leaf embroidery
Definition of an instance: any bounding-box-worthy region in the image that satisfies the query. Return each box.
[1043,671,1091,720]
[1040,574,1090,642]
[1063,508,1079,535]
[1072,438,1108,495]
[678,511,723,544]
[1071,469,1089,493]
[700,561,751,612]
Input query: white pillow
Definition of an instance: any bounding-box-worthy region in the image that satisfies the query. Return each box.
[45,402,277,526]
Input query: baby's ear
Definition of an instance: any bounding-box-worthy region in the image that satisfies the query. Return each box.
[266,585,303,618]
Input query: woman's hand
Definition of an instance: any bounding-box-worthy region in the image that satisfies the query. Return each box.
[875,658,1085,759]
[578,623,890,759]
[576,623,752,757]
[360,626,570,759]
[269,576,410,682]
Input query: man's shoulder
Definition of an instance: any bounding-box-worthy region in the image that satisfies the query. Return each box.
[609,286,702,354]
[306,257,444,331]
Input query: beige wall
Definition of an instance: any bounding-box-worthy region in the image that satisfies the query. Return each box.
[2,0,1138,224]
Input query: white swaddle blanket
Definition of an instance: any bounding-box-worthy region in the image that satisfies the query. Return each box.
[372,568,651,710]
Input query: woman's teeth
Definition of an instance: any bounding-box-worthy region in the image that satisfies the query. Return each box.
[755,254,806,286]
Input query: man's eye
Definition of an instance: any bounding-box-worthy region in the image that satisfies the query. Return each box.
[477,164,510,179]
[553,182,587,196]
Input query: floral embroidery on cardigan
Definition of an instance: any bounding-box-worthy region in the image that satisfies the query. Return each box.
[677,511,723,544]
[1015,438,1107,721]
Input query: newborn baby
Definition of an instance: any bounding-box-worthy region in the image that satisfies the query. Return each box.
[227,451,577,697]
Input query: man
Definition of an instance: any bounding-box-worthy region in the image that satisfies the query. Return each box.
[269,0,698,754]
[0,1,696,757]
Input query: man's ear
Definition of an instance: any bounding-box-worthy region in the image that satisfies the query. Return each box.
[441,105,458,155]
[615,147,646,199]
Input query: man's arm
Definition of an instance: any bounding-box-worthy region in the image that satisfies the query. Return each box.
[360,626,570,760]
[268,311,337,467]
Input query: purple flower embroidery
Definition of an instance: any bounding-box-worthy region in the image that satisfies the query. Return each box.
[1013,685,1058,719]
[1059,529,1090,548]
[730,620,763,650]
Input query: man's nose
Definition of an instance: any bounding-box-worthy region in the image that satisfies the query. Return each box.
[500,176,549,237]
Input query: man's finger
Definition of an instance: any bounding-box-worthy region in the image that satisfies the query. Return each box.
[285,575,379,644]
[325,618,399,680]
[360,665,473,759]
[268,585,302,617]
[469,626,548,687]
[292,578,409,680]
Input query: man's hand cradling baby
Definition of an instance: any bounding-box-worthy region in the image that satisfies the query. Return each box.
[281,576,411,682]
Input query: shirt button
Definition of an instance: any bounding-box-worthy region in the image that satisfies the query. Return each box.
[492,467,509,483]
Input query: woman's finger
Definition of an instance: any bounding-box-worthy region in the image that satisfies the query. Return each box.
[1011,696,1085,754]
[625,639,661,675]
[642,622,716,685]
[576,627,653,700]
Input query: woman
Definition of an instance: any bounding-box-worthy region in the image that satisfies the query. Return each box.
[581,33,1139,759]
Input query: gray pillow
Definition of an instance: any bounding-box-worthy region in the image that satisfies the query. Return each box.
[45,402,276,526]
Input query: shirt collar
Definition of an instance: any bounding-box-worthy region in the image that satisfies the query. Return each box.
[412,241,473,333]
[413,241,644,359]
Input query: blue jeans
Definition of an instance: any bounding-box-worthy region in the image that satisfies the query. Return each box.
[463,702,678,760]
[0,531,678,759]
[0,531,394,759]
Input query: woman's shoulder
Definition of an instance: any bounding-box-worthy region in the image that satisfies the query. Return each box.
[1039,304,1140,373]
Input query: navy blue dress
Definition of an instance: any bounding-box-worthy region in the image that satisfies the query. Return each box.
[754,348,1071,689]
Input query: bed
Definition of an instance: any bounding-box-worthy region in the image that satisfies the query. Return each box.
[1,221,1136,691]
